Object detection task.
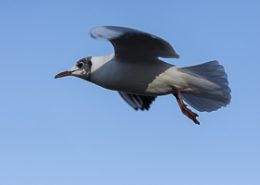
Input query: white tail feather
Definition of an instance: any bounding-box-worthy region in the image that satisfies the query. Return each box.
[179,61,231,112]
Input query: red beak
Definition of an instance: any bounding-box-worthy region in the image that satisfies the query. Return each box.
[54,71,72,79]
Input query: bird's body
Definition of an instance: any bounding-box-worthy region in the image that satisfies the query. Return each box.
[55,26,231,124]
[89,54,173,95]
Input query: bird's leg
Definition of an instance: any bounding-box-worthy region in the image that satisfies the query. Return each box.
[173,89,200,125]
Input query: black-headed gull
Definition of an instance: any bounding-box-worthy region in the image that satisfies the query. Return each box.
[55,26,231,125]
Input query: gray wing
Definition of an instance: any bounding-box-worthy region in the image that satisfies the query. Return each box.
[90,26,179,59]
[118,91,156,111]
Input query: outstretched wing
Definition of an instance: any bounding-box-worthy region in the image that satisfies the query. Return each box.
[118,91,156,111]
[90,26,179,59]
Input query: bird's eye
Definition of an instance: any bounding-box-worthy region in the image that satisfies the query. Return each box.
[77,62,84,68]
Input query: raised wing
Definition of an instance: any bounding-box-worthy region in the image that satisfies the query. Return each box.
[118,91,156,111]
[90,26,179,59]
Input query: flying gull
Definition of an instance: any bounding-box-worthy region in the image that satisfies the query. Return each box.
[55,26,231,124]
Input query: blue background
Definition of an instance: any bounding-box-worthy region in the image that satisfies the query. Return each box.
[1,1,259,184]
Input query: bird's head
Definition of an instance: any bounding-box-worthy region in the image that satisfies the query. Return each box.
[55,57,92,80]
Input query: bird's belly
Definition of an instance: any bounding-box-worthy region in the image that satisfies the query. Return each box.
[106,70,174,96]
[90,61,175,95]
[144,70,176,95]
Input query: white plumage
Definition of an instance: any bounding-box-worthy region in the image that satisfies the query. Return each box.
[55,26,231,124]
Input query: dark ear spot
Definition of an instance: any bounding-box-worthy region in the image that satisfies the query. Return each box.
[88,61,92,68]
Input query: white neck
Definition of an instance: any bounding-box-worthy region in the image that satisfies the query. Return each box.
[91,54,114,73]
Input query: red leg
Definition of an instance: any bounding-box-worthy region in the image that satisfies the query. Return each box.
[173,89,200,125]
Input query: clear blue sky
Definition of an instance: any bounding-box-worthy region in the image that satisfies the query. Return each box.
[1,1,259,185]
